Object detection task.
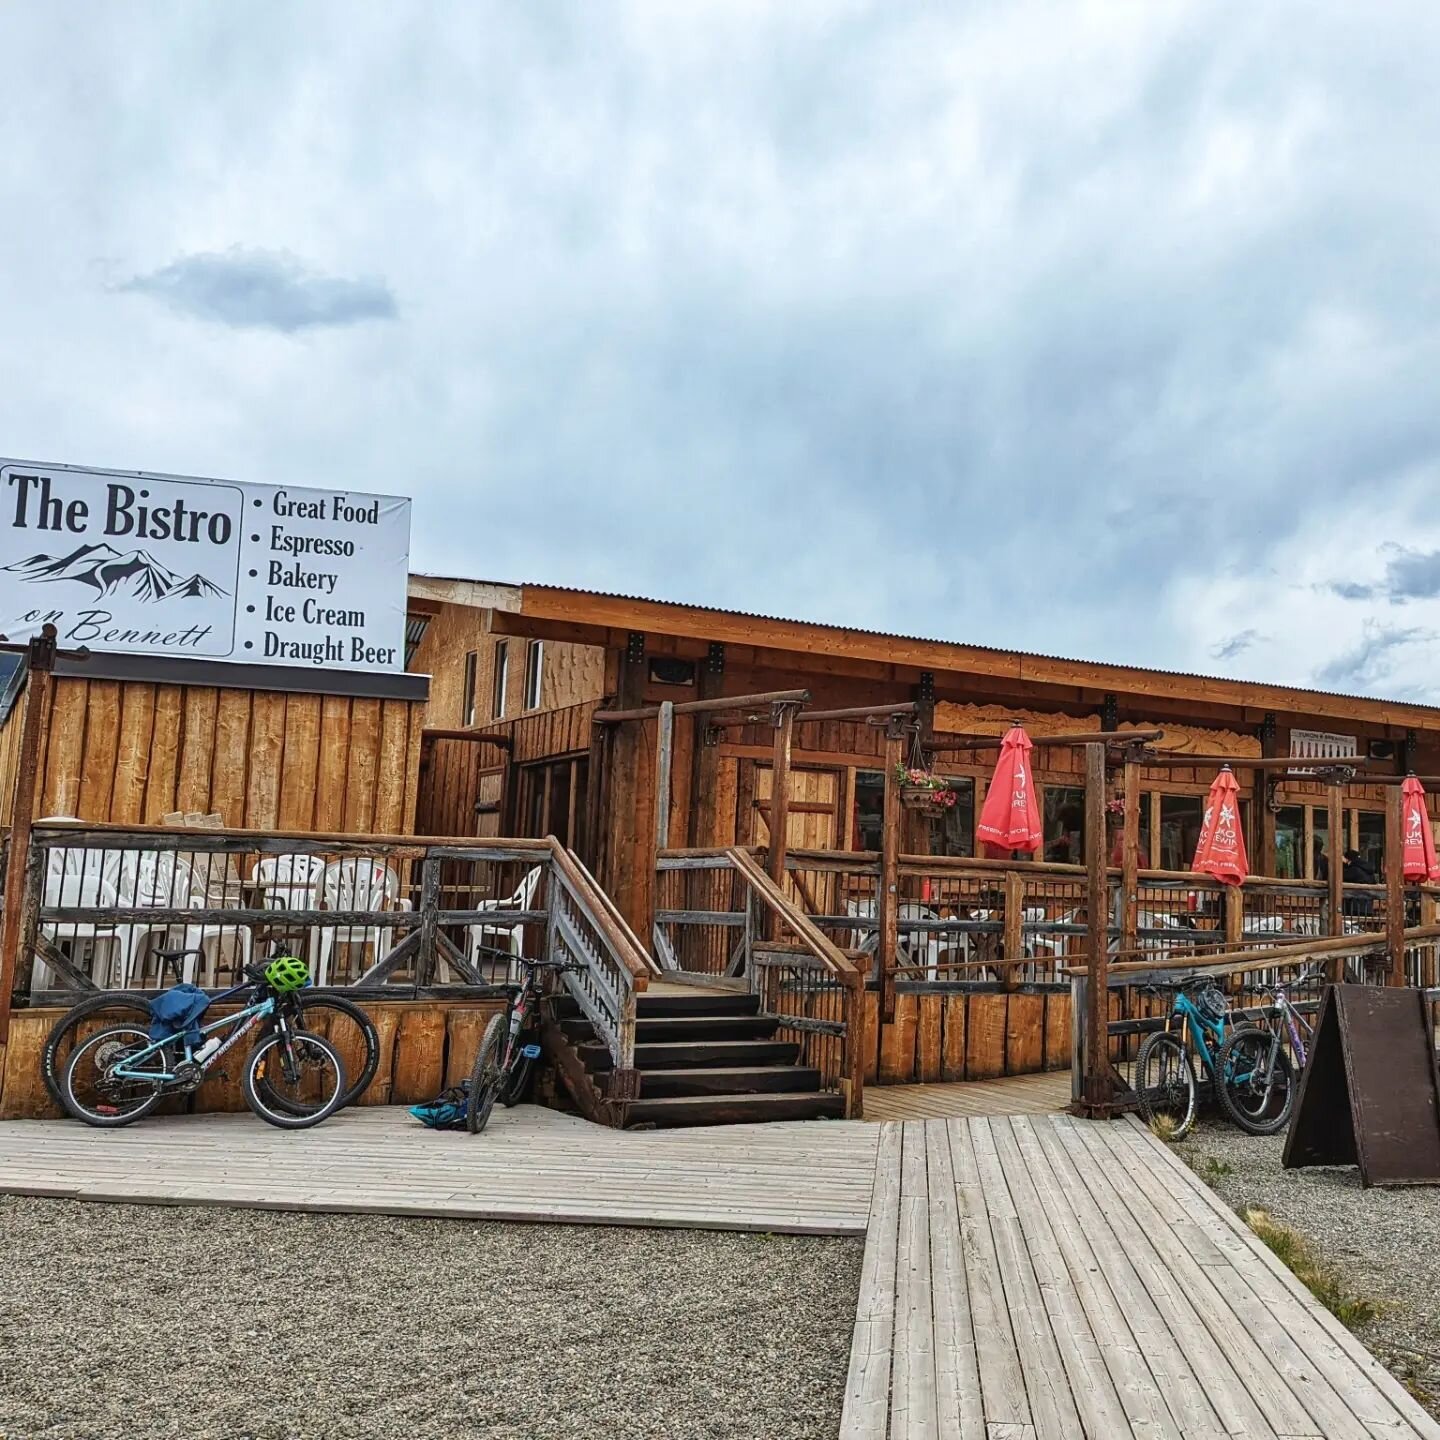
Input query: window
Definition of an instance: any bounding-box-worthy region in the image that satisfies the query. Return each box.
[1158,796,1204,872]
[1273,806,1304,879]
[1043,787,1085,864]
[1313,807,1352,878]
[460,651,478,728]
[854,770,885,851]
[491,640,509,720]
[523,640,544,711]
[1356,811,1385,876]
[928,777,975,857]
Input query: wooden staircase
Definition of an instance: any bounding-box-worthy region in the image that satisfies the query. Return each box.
[545,986,847,1128]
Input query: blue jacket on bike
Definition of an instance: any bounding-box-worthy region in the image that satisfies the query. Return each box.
[148,984,212,1048]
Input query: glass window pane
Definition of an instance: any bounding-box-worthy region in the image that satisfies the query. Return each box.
[1043,787,1085,863]
[1274,805,1304,879]
[928,777,975,858]
[854,771,884,851]
[1356,811,1385,878]
[1159,795,1204,871]
[1312,807,1351,879]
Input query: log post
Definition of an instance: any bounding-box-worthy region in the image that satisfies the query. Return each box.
[879,720,903,1023]
[766,702,795,939]
[653,701,675,852]
[1327,780,1345,983]
[583,715,608,870]
[686,643,725,846]
[1002,870,1024,992]
[1082,742,1113,1111]
[1121,750,1141,960]
[1386,782,1405,986]
[1257,713,1278,876]
[0,627,59,1044]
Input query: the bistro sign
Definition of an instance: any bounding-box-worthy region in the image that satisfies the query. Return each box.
[0,459,410,672]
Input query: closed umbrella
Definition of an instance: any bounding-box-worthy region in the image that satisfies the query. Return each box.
[976,726,1043,857]
[1400,775,1439,882]
[1192,766,1248,886]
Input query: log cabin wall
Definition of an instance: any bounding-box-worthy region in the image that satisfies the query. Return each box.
[0,654,429,834]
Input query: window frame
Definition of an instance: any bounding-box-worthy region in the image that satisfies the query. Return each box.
[491,640,509,721]
[522,640,544,711]
[460,651,478,728]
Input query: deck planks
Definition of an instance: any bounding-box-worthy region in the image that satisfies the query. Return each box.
[841,1114,1440,1440]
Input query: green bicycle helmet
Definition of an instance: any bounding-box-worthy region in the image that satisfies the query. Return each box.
[263,954,310,994]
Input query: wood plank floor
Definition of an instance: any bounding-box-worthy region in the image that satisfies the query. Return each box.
[0,1103,879,1235]
[841,1113,1440,1440]
[863,1072,1069,1123]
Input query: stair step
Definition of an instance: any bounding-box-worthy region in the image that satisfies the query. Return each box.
[624,1091,846,1128]
[562,1014,778,1045]
[578,1039,801,1072]
[639,1066,823,1098]
[635,991,760,1017]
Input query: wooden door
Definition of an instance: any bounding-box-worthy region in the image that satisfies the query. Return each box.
[747,763,843,913]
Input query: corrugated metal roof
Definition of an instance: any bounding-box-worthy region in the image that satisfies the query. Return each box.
[408,571,1440,716]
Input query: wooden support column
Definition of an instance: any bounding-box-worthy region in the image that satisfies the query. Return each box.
[0,627,59,1044]
[687,643,725,847]
[1121,751,1140,960]
[879,721,903,1023]
[1002,870,1024,992]
[1327,781,1345,983]
[653,700,675,852]
[1385,782,1406,986]
[1082,743,1113,1111]
[1257,713,1278,877]
[583,717,608,870]
[766,702,795,938]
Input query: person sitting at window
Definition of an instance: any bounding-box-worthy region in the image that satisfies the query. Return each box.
[1341,847,1377,916]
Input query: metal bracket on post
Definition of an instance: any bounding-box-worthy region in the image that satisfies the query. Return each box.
[706,641,725,677]
[625,631,645,667]
[1101,694,1119,734]
[1259,712,1278,752]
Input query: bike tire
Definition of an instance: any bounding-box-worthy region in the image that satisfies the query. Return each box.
[43,993,153,1110]
[1133,1031,1198,1139]
[259,994,379,1113]
[466,1013,506,1135]
[1216,1026,1296,1135]
[59,1024,168,1128]
[243,1032,346,1130]
[502,1052,535,1108]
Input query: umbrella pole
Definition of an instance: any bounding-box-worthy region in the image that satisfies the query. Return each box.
[1081,742,1115,1113]
[1327,781,1345,983]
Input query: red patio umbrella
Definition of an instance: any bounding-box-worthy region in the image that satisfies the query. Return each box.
[1400,775,1440,882]
[976,726,1043,857]
[1192,766,1248,886]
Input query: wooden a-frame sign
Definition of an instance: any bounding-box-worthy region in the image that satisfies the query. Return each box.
[1283,984,1440,1187]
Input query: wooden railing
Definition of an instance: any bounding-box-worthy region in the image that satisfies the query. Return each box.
[546,840,655,1086]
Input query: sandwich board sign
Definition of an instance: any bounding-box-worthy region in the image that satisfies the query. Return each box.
[0,459,410,673]
[1282,984,1440,1187]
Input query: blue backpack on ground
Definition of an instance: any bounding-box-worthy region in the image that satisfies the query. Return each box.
[409,1080,470,1130]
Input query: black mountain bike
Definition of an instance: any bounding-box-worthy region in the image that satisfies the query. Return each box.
[467,955,583,1134]
[42,949,381,1113]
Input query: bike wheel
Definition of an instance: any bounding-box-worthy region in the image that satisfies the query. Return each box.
[43,993,153,1110]
[466,1014,506,1134]
[60,1024,168,1127]
[1216,1026,1296,1135]
[243,1032,346,1130]
[259,995,379,1113]
[1133,1031,1198,1139]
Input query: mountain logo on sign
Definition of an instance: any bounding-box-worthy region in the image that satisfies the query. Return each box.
[1,543,229,602]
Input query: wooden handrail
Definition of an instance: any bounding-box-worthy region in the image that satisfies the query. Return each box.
[547,840,652,988]
[562,845,661,979]
[725,848,858,979]
[30,819,553,851]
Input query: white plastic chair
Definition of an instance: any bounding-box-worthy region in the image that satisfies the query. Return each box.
[38,843,133,989]
[113,850,210,987]
[311,858,403,985]
[466,866,544,982]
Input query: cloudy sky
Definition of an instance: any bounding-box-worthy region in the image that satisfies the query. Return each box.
[2,2,1439,699]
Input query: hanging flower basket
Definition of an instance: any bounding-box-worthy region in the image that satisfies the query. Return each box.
[895,765,957,816]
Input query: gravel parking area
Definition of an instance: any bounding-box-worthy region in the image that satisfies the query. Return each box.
[1178,1123,1440,1421]
[0,1196,862,1440]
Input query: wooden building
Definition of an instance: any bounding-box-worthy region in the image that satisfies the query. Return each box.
[407,575,1440,923]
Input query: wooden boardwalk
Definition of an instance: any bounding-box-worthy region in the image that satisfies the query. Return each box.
[863,1072,1069,1123]
[841,1113,1440,1440]
[0,1104,878,1236]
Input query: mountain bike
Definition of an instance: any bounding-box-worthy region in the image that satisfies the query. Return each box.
[1213,965,1323,1135]
[1132,978,1253,1140]
[42,948,380,1112]
[59,957,346,1130]
[467,954,584,1134]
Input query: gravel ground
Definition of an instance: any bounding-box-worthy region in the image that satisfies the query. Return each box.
[1177,1123,1440,1420]
[0,1197,862,1440]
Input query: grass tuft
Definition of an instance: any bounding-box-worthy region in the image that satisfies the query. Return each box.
[1243,1208,1379,1330]
[1148,1114,1179,1143]
[1197,1156,1234,1184]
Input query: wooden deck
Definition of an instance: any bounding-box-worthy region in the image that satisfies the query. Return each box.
[0,1104,879,1235]
[841,1113,1440,1440]
[863,1072,1069,1123]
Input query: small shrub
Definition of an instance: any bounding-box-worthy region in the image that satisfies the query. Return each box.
[1149,1114,1179,1142]
[1242,1208,1379,1330]
[1198,1156,1234,1184]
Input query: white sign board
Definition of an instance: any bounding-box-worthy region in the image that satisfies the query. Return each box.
[0,459,410,672]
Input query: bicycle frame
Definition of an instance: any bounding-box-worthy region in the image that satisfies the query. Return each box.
[1166,990,1232,1078]
[111,992,277,1084]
